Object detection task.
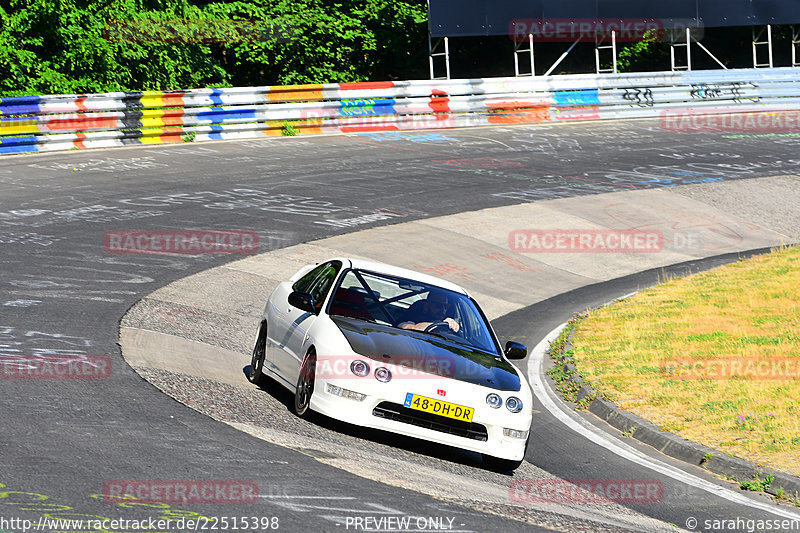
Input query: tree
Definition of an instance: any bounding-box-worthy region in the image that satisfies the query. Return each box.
[0,0,429,95]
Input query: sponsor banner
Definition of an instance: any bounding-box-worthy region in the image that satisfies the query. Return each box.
[1,355,111,379]
[104,230,259,255]
[104,480,259,504]
[509,229,663,253]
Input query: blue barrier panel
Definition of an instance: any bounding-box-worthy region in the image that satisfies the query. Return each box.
[554,90,601,106]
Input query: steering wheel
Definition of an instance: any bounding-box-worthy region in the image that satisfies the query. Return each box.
[424,321,451,333]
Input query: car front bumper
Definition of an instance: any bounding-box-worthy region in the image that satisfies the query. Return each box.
[310,376,532,461]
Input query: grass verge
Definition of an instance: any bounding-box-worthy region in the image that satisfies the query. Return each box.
[567,245,800,475]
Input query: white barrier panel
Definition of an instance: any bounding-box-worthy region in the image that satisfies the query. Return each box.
[1,68,799,154]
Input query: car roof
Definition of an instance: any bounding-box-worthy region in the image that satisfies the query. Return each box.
[340,257,469,296]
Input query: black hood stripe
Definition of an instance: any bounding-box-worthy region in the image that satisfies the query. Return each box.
[331,316,521,392]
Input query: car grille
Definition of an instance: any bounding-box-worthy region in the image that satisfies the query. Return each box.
[372,402,488,442]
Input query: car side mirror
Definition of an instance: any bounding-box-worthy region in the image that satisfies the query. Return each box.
[504,341,527,360]
[289,291,317,314]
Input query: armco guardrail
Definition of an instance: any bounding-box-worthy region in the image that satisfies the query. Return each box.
[1,67,799,155]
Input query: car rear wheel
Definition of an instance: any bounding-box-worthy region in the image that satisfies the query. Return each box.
[249,321,267,386]
[294,350,316,417]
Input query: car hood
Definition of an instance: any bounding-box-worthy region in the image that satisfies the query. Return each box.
[330,316,521,391]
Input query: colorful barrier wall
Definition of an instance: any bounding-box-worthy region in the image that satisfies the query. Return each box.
[1,68,799,155]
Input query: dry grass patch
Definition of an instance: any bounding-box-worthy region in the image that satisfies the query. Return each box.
[571,246,800,474]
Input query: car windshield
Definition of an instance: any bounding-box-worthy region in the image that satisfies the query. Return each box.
[328,268,499,355]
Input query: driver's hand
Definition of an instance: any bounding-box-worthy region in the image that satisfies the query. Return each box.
[444,317,460,332]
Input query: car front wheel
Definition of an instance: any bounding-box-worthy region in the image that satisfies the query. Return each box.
[294,350,316,417]
[249,321,267,386]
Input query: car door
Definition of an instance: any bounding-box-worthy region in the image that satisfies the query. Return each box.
[280,260,342,381]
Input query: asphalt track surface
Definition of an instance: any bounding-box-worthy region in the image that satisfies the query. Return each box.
[1,121,799,532]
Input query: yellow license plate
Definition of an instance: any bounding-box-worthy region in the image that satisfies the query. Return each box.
[403,393,474,422]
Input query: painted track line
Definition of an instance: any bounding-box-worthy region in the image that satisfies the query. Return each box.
[528,322,800,521]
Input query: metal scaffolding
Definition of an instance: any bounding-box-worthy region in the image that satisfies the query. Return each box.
[595,31,617,74]
[670,28,692,71]
[752,25,774,68]
[513,34,535,76]
[544,38,582,76]
[428,37,450,80]
[431,25,800,79]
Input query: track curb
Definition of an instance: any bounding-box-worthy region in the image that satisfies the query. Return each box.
[585,397,800,498]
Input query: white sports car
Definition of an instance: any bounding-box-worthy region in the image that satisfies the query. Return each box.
[248,258,532,470]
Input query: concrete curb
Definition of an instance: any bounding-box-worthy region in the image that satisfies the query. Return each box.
[549,312,800,501]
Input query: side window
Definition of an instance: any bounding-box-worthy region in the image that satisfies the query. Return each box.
[294,263,329,293]
[293,261,342,309]
[308,262,340,308]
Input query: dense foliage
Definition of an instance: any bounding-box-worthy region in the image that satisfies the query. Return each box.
[0,0,428,95]
[1,1,788,96]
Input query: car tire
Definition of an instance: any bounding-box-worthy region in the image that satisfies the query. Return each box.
[294,349,316,417]
[249,321,267,386]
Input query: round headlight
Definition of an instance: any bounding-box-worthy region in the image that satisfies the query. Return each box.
[486,393,502,409]
[506,396,523,413]
[374,367,392,382]
[350,360,370,377]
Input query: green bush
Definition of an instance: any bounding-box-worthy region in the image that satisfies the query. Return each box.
[0,0,428,96]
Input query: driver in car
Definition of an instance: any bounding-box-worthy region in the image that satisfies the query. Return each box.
[399,290,460,333]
